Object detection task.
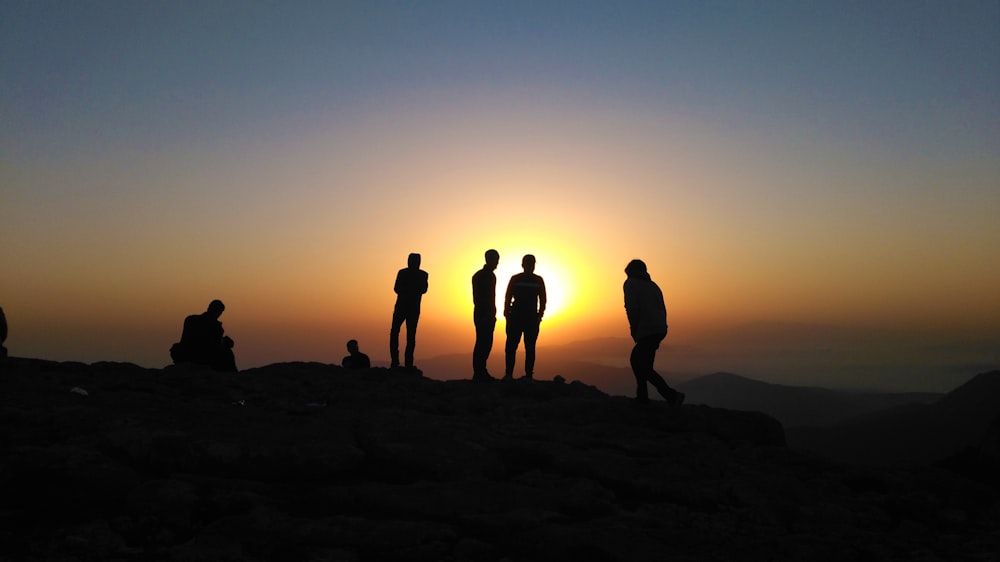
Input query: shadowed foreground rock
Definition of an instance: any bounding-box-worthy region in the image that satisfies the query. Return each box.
[1,358,997,561]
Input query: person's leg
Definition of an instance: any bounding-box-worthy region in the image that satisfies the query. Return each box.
[504,319,523,378]
[389,307,404,367]
[170,342,189,364]
[648,370,677,400]
[472,318,484,374]
[473,315,495,375]
[219,348,238,373]
[404,311,419,367]
[522,316,540,378]
[208,347,238,372]
[635,333,682,404]
[629,339,653,401]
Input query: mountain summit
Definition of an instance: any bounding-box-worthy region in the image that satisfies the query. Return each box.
[1,358,996,560]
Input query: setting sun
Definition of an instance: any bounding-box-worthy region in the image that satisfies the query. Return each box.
[493,252,572,322]
[433,228,597,333]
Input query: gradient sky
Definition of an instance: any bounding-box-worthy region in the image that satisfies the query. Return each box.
[2,2,998,390]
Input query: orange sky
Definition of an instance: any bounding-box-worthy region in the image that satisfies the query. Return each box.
[2,3,998,391]
[4,104,999,371]
[6,100,997,370]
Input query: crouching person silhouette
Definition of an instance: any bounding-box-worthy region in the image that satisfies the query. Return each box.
[623,260,683,407]
[170,299,238,372]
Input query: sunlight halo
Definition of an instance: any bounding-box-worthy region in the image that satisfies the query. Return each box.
[435,237,595,329]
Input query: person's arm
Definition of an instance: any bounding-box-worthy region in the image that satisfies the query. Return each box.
[503,277,514,317]
[538,277,547,319]
[472,272,486,308]
[623,282,638,339]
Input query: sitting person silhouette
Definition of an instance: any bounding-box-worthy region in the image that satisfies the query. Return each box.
[341,339,371,369]
[170,299,237,372]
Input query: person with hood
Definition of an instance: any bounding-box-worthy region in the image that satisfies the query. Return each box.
[623,259,683,406]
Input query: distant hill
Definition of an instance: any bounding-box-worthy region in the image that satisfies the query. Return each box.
[676,372,941,428]
[787,370,1000,466]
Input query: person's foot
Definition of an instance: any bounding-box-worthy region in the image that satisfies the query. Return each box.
[472,371,494,382]
[669,391,685,408]
[502,373,513,381]
[523,373,533,381]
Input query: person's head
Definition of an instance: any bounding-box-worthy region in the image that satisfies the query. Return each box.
[522,254,536,273]
[484,249,499,270]
[625,259,649,279]
[207,299,225,318]
[347,339,359,353]
[407,253,421,268]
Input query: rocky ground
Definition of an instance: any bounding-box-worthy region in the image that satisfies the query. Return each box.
[1,358,998,561]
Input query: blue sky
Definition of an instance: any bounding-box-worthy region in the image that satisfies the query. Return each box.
[5,1,996,159]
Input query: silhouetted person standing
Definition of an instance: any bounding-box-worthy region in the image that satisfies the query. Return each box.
[504,254,546,380]
[342,339,371,369]
[0,306,7,359]
[623,260,683,406]
[170,299,238,372]
[390,253,428,370]
[472,249,500,381]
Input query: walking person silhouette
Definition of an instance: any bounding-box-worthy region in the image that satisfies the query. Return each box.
[503,254,546,380]
[472,249,500,381]
[623,259,684,406]
[389,253,428,371]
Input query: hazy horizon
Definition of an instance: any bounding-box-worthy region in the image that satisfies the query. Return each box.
[3,318,994,394]
[3,2,997,390]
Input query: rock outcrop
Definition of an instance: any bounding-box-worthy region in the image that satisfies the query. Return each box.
[1,358,997,561]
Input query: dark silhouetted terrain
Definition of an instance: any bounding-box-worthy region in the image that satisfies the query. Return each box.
[1,358,998,561]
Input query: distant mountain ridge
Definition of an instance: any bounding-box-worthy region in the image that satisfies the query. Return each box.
[787,370,1000,466]
[676,372,941,428]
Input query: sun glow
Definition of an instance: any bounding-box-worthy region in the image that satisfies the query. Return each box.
[493,253,572,322]
[434,234,592,331]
